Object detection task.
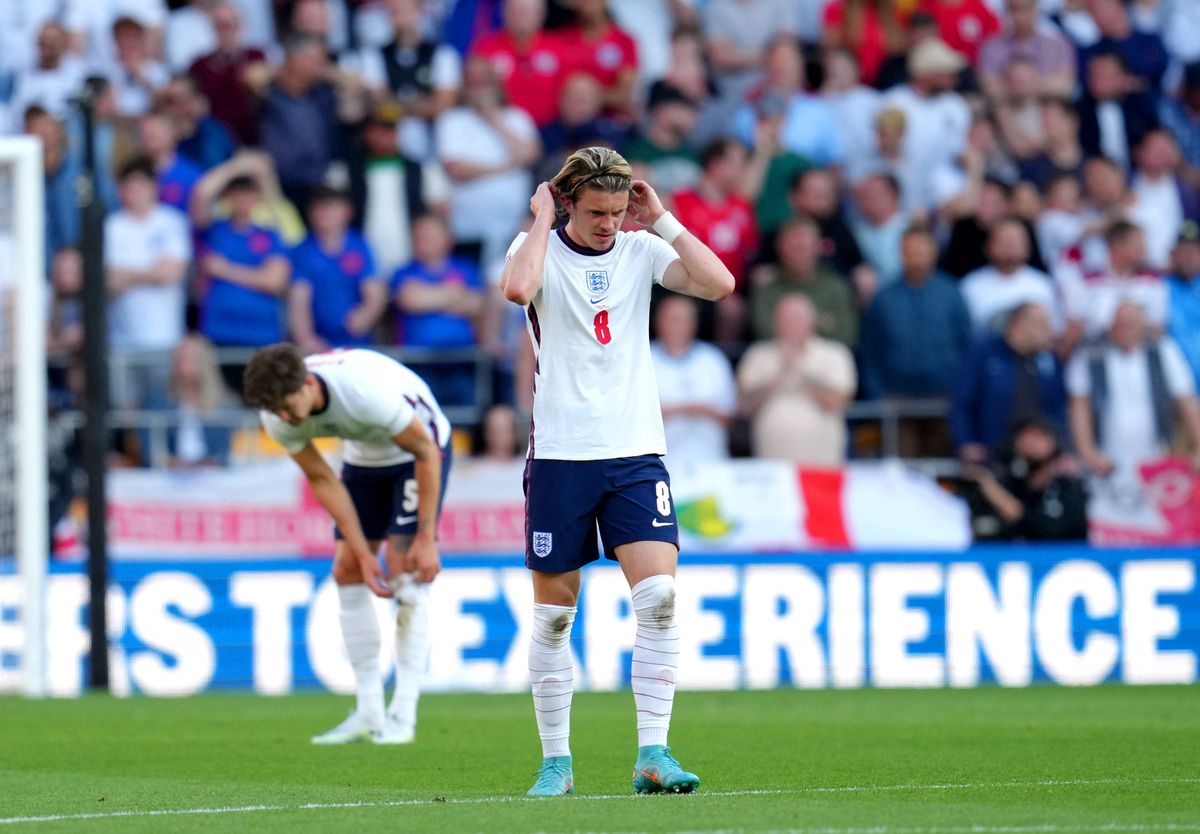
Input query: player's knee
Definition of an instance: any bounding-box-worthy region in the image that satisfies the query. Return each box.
[632,575,676,630]
[332,557,361,585]
[532,603,576,646]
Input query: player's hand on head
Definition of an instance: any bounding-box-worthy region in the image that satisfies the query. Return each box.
[629,180,666,227]
[530,182,557,222]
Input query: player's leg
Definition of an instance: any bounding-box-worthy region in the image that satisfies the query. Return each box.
[313,463,395,745]
[527,568,581,795]
[599,456,699,793]
[379,534,425,744]
[312,536,387,745]
[524,459,602,797]
[376,447,451,744]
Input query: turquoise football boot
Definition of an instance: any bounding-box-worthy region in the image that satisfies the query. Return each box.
[527,756,575,796]
[631,745,700,794]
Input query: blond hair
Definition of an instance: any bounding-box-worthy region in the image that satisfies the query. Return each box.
[171,334,233,412]
[550,146,633,204]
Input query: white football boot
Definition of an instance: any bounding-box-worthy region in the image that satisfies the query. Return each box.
[311,710,380,745]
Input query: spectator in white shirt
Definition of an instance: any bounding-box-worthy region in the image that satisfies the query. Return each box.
[164,0,218,73]
[1064,219,1169,342]
[1036,172,1087,277]
[961,217,1059,334]
[1068,300,1200,477]
[650,294,736,468]
[1131,129,1199,270]
[63,0,168,69]
[434,55,541,269]
[819,48,880,171]
[105,156,192,412]
[881,39,971,183]
[9,22,88,128]
[107,15,170,117]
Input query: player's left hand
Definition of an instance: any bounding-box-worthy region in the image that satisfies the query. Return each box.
[629,180,666,227]
[403,534,441,584]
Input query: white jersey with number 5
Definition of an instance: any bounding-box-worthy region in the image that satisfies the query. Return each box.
[509,226,680,460]
[260,349,451,467]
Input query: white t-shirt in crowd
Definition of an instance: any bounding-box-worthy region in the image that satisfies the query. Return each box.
[1066,337,1195,468]
[509,227,680,461]
[0,0,60,74]
[261,349,452,467]
[436,105,536,264]
[960,264,1060,333]
[1063,268,1170,340]
[63,0,167,69]
[650,340,736,466]
[363,157,450,277]
[104,203,191,351]
[881,85,971,173]
[826,86,882,172]
[164,5,216,73]
[1036,208,1086,274]
[8,56,88,126]
[1131,174,1184,270]
[1096,101,1128,168]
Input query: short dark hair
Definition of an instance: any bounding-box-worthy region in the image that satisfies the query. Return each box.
[118,156,157,182]
[700,137,743,171]
[1105,219,1142,244]
[307,184,351,206]
[243,343,309,410]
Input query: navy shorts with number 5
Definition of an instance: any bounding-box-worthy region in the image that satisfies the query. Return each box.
[335,443,453,542]
[523,454,679,572]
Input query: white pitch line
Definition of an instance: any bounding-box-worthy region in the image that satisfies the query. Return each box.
[0,778,1196,827]
[0,790,786,826]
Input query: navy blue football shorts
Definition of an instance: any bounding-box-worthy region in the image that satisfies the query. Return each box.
[523,454,680,572]
[335,442,453,542]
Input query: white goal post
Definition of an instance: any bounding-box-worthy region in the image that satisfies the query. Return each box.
[0,137,48,697]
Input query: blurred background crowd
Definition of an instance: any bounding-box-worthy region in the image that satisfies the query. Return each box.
[7,0,1200,542]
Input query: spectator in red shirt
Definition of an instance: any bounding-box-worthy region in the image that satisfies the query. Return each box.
[187,1,266,144]
[822,0,908,88]
[919,0,1000,65]
[556,0,638,121]
[672,137,760,342]
[471,0,570,129]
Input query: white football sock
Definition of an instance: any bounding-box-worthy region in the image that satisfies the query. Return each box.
[530,603,576,759]
[337,583,384,729]
[388,573,429,729]
[631,575,678,749]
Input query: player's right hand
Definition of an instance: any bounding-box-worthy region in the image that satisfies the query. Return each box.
[359,554,393,598]
[530,182,557,221]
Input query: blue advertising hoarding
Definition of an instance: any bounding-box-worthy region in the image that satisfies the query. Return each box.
[2,546,1195,696]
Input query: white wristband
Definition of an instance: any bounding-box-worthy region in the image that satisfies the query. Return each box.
[653,211,686,245]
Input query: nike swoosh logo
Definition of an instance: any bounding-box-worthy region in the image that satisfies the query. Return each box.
[590,295,609,305]
[651,519,674,528]
[394,515,418,525]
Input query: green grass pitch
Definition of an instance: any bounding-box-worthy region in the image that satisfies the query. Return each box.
[0,686,1197,833]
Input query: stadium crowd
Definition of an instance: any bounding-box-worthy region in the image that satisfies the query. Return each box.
[9,0,1200,538]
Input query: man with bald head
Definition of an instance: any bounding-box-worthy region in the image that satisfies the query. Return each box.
[1067,300,1200,477]
[737,294,857,464]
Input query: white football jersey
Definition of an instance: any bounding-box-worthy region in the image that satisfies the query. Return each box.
[510,226,680,460]
[261,349,451,467]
